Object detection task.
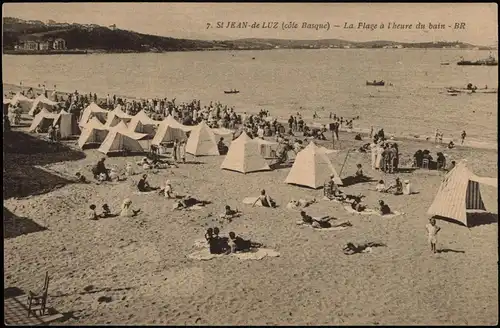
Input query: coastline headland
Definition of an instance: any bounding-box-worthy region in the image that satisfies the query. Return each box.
[3,83,497,151]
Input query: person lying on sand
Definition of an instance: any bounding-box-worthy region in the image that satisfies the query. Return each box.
[137,174,159,192]
[227,231,263,254]
[252,189,276,208]
[378,200,392,216]
[286,198,317,210]
[75,172,90,184]
[174,195,209,210]
[350,195,366,212]
[221,205,241,221]
[120,198,141,217]
[342,242,386,255]
[89,204,99,220]
[299,210,333,228]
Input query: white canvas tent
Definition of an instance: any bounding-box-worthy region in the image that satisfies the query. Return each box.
[253,137,279,159]
[28,95,59,116]
[427,161,498,226]
[151,117,189,145]
[28,109,60,133]
[79,102,109,127]
[98,121,147,155]
[285,142,343,189]
[104,108,132,128]
[77,117,109,148]
[185,121,219,156]
[113,105,132,118]
[9,92,34,113]
[221,132,271,174]
[128,110,160,134]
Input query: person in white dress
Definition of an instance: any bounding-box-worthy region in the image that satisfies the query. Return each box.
[370,141,378,169]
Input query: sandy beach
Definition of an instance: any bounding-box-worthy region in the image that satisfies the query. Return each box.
[3,89,498,325]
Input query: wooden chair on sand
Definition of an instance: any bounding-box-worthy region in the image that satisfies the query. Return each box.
[27,271,50,317]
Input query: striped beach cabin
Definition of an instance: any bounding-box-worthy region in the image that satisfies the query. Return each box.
[427,161,497,226]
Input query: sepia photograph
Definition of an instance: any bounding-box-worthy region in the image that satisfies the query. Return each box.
[2,2,498,325]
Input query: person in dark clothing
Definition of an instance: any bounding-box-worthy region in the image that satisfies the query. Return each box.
[137,174,158,192]
[92,158,109,180]
[413,150,423,168]
[205,228,221,254]
[228,231,262,253]
[379,200,392,215]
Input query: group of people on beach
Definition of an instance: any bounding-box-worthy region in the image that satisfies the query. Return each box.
[6,82,459,258]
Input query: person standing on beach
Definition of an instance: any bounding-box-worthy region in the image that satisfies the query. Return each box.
[461,130,467,144]
[425,218,441,254]
[172,139,179,161]
[369,126,374,139]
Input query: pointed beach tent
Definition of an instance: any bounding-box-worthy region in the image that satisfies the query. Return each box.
[79,102,109,127]
[221,132,271,174]
[163,115,193,132]
[77,117,109,148]
[427,161,498,226]
[104,109,132,128]
[185,121,219,156]
[128,110,160,134]
[113,105,132,118]
[97,121,147,155]
[151,118,188,145]
[28,95,59,116]
[10,92,34,113]
[285,142,343,189]
[28,109,60,132]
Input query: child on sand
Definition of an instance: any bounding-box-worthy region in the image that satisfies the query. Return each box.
[89,204,99,220]
[425,218,441,254]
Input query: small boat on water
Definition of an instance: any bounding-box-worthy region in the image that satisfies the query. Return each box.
[366,80,385,86]
[457,55,498,66]
[441,62,450,65]
[224,90,240,94]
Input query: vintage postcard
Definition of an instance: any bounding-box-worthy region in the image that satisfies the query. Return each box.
[3,2,498,325]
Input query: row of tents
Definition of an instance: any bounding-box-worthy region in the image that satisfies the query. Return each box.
[4,92,59,116]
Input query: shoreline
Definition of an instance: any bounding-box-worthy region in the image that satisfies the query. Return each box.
[2,47,496,55]
[4,83,497,151]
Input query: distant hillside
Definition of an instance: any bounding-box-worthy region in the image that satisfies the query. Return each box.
[2,17,492,52]
[2,17,229,52]
[230,38,483,49]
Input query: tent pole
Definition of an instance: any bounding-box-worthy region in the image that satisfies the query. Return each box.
[338,150,351,177]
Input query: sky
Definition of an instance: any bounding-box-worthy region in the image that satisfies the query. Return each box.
[3,3,498,45]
